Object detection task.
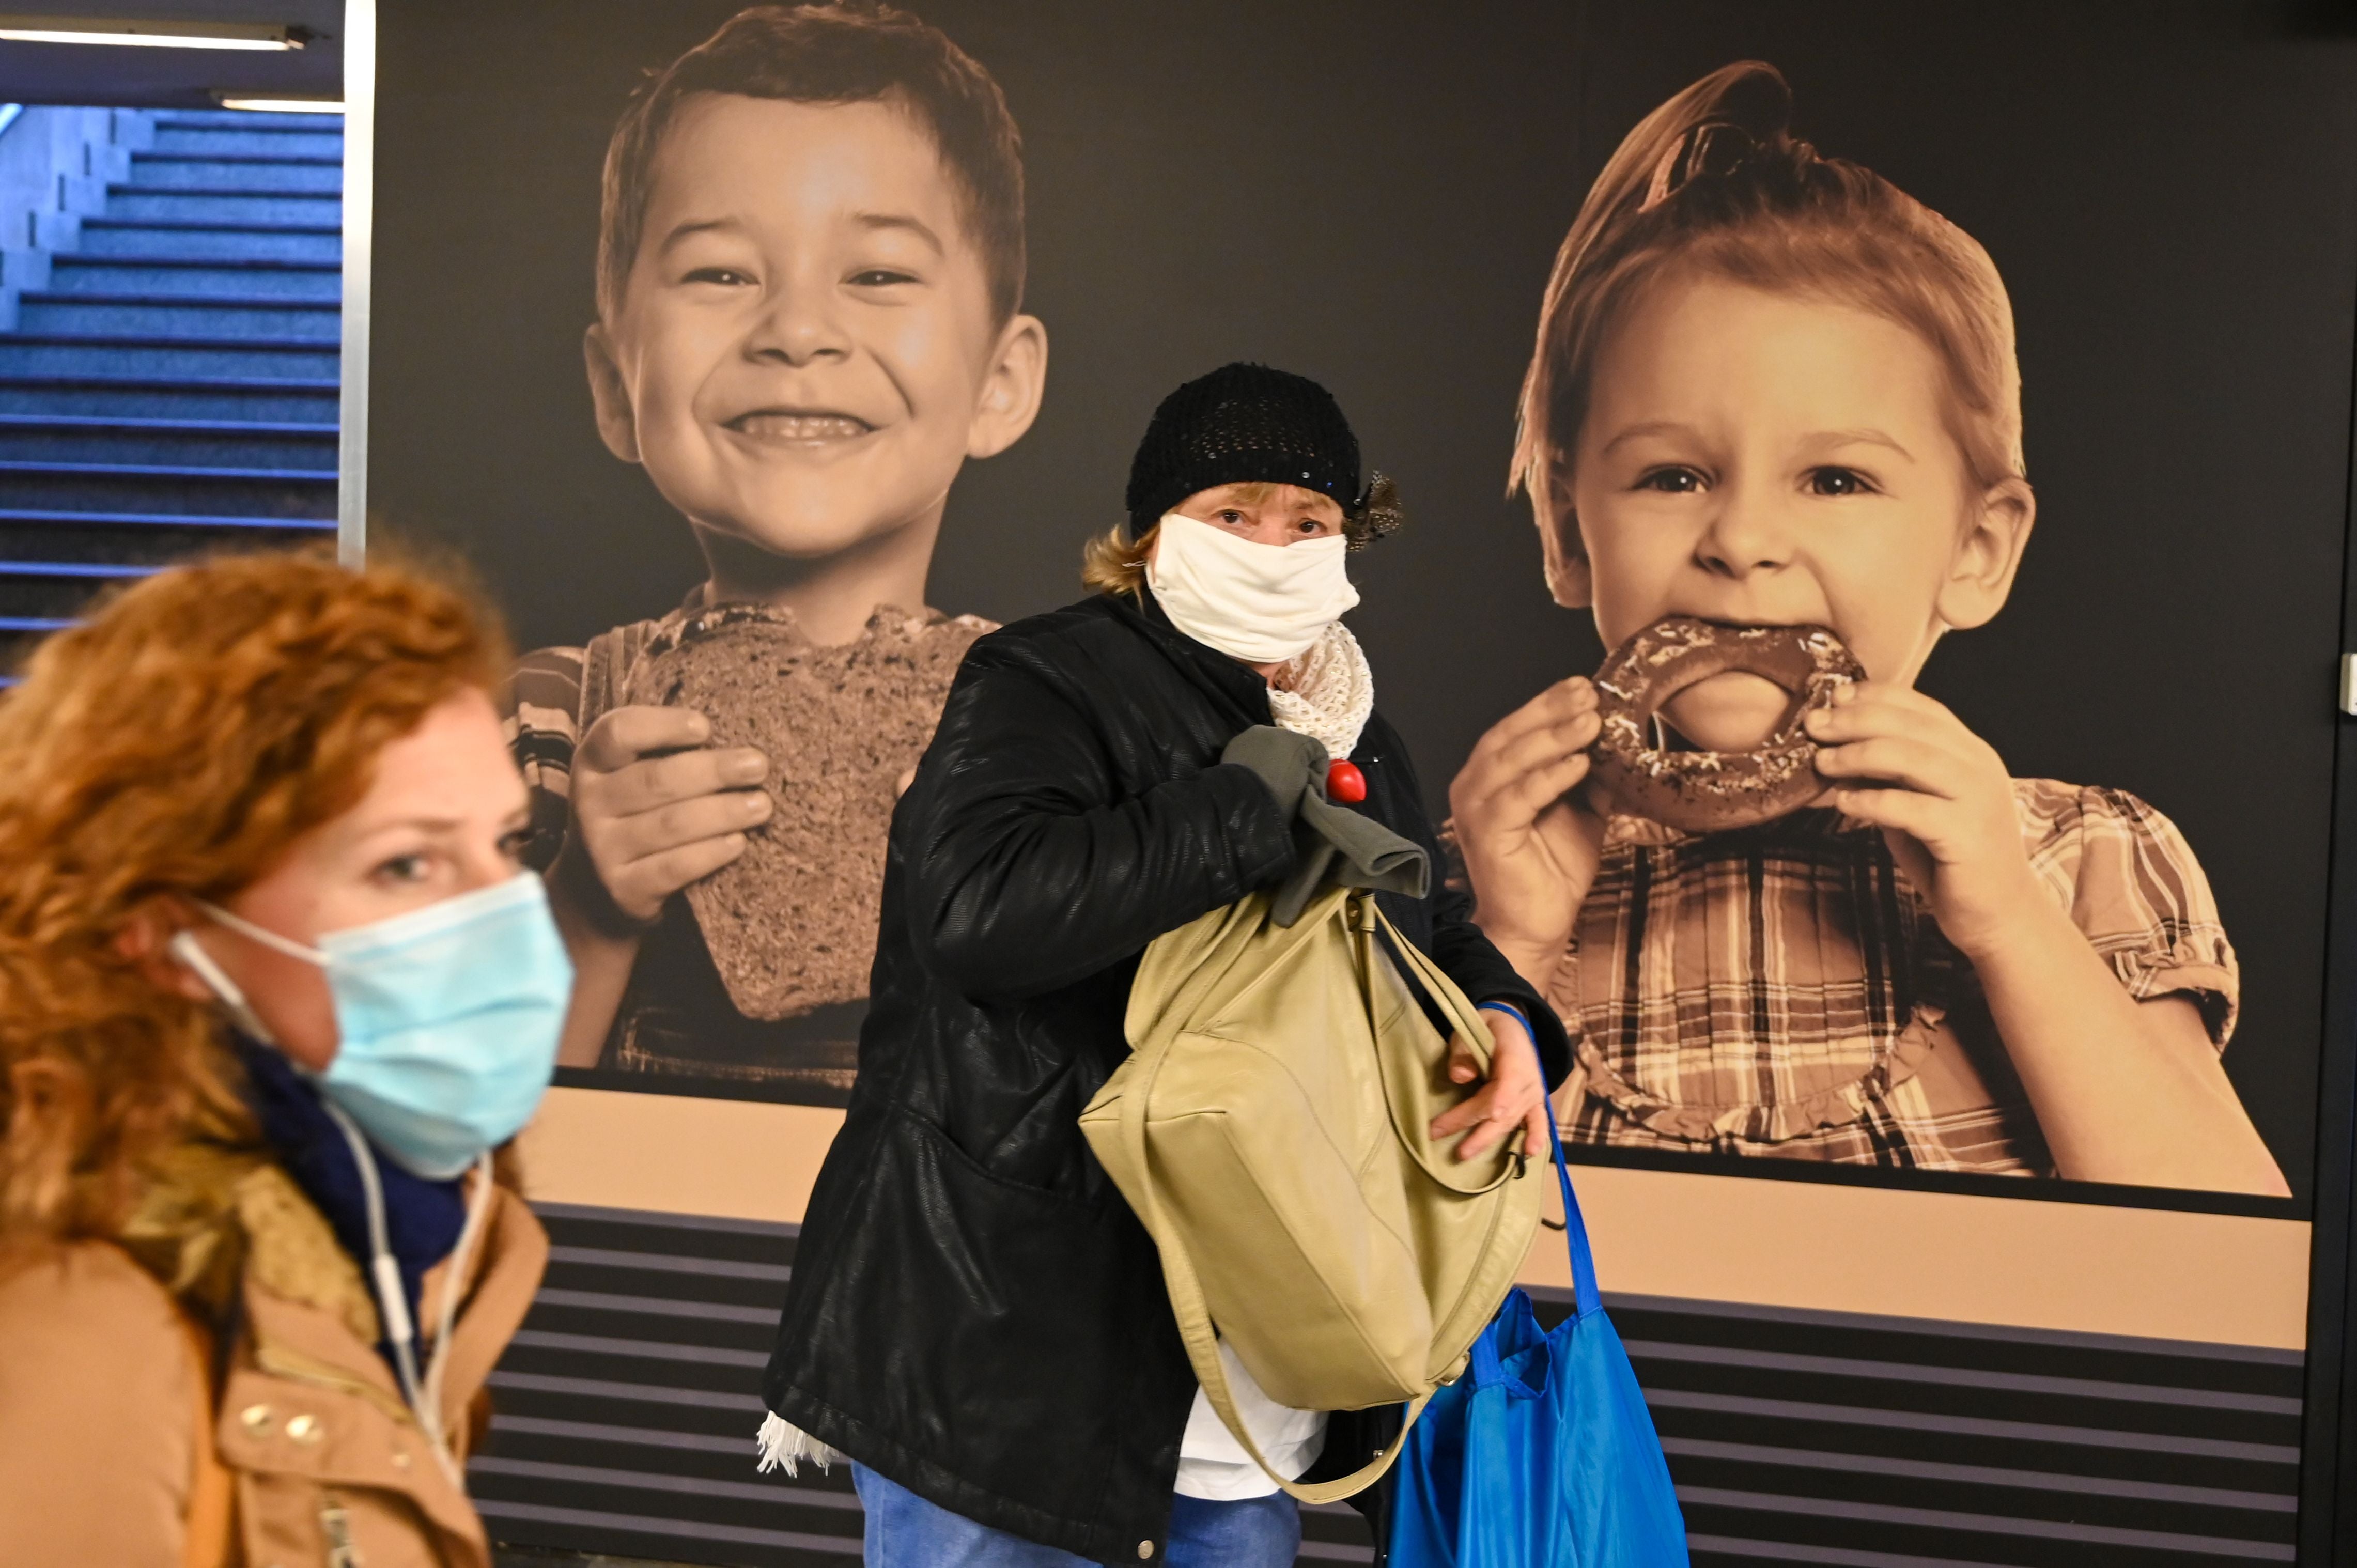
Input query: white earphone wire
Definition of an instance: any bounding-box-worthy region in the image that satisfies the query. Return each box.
[321,1099,464,1486]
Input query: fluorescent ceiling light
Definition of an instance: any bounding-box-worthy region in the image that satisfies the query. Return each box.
[217,96,341,113]
[0,17,308,50]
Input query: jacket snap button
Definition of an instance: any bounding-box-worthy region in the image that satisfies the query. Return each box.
[285,1413,322,1445]
[1137,1543,1153,1560]
[239,1403,272,1434]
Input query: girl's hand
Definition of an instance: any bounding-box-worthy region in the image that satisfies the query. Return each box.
[1448,678,1609,986]
[1806,683,2040,959]
[1431,1007,1551,1160]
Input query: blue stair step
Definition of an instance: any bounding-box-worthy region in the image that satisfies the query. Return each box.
[0,414,336,468]
[104,190,343,227]
[0,337,339,380]
[17,295,340,341]
[0,559,156,620]
[136,148,342,162]
[0,559,151,575]
[49,258,342,301]
[128,156,342,193]
[0,459,334,517]
[0,105,350,644]
[76,221,340,262]
[151,108,337,128]
[0,508,331,575]
[149,126,344,159]
[0,505,332,534]
[0,375,338,422]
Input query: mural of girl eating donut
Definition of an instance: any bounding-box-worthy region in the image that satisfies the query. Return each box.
[1449,61,2289,1196]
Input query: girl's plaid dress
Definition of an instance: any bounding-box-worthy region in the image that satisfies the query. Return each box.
[1512,782,2235,1174]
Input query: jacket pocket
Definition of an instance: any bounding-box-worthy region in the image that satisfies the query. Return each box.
[900,1105,1105,1214]
[780,1108,1168,1519]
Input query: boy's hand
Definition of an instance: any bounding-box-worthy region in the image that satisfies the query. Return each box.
[1448,677,1609,985]
[1806,682,2041,959]
[562,706,771,927]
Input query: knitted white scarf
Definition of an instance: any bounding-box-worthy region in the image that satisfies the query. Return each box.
[1268,621,1375,763]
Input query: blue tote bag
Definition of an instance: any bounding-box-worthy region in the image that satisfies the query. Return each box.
[1389,1119,1688,1567]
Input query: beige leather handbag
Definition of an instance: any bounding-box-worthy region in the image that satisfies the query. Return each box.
[1079,884,1545,1501]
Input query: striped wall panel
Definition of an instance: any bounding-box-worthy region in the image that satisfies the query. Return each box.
[474,1203,2304,1567]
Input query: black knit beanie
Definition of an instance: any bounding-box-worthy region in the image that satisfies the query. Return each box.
[1123,363,1403,546]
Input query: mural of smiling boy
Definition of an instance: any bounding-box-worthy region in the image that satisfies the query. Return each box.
[506,2,1047,1098]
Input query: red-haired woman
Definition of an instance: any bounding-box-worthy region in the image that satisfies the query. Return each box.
[0,554,572,1565]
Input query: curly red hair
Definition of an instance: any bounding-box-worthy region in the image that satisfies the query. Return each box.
[0,551,510,1249]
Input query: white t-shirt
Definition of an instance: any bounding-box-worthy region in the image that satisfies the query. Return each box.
[1173,1339,1329,1501]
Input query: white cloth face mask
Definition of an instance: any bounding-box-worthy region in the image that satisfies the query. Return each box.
[1145,511,1360,665]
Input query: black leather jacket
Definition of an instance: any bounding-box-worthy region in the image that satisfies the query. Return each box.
[761,592,1569,1563]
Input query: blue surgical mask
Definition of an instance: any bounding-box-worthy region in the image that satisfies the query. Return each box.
[171,874,574,1179]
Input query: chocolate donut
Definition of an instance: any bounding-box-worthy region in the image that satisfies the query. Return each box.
[1590,618,1864,833]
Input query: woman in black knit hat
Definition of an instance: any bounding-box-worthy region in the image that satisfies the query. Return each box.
[759,364,1569,1567]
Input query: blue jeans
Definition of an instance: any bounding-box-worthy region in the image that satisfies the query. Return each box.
[852,1462,1301,1567]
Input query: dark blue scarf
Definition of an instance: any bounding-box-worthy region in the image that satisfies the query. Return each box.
[234,1034,469,1371]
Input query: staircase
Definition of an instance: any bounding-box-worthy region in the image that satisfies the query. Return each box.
[0,107,341,679]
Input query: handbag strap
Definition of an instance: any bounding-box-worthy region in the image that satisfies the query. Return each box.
[1170,1227,1430,1504]
[1370,889,1598,1310]
[1358,901,1522,1197]
[1545,1110,1601,1317]
[175,1302,236,1568]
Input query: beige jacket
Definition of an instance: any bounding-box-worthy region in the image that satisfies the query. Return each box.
[0,1147,547,1567]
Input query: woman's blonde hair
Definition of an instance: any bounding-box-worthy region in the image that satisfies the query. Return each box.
[1081,521,1158,597]
[0,551,508,1251]
[1513,61,2024,554]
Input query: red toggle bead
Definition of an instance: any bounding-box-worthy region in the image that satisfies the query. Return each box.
[1326,760,1368,804]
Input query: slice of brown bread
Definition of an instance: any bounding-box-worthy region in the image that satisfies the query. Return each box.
[621,601,991,1021]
